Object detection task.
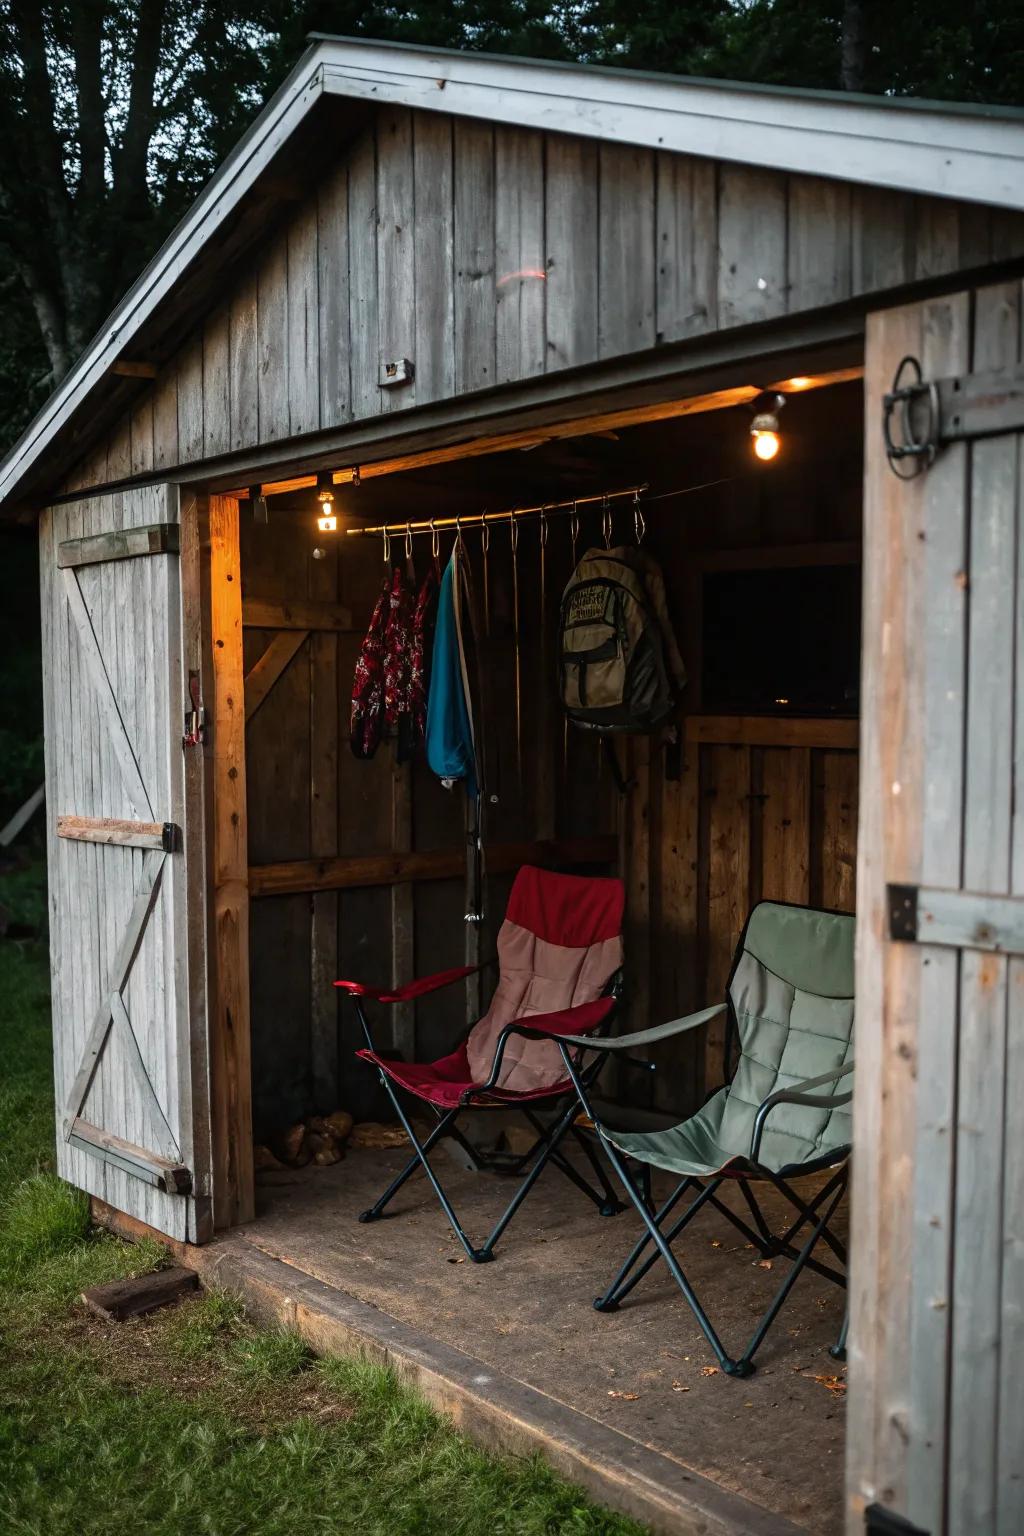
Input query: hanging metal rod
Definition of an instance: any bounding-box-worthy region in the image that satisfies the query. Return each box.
[344,482,649,539]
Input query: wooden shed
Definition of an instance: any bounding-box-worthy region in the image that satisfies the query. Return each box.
[2,35,1024,1536]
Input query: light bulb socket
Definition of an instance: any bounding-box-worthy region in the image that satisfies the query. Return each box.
[316,470,335,505]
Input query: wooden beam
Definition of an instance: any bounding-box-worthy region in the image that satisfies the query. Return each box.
[248,834,619,899]
[684,714,859,750]
[242,597,353,631]
[56,815,175,851]
[82,1265,198,1322]
[68,1118,191,1194]
[58,521,179,568]
[110,360,159,380]
[209,494,255,1228]
[243,630,308,722]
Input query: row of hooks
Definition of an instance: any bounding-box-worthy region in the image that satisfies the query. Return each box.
[376,489,647,565]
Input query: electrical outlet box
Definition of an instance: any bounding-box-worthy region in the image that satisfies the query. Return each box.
[381,357,414,388]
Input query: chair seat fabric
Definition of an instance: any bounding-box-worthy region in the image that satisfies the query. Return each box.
[355,1042,577,1109]
[607,902,855,1178]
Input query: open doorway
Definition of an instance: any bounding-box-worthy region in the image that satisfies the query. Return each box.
[232,371,862,1534]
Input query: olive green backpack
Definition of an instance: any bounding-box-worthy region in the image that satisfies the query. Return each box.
[559,546,685,733]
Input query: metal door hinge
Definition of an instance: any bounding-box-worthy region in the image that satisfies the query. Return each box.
[888,882,1024,955]
[883,358,1024,478]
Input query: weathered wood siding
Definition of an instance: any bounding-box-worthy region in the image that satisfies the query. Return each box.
[66,110,1024,495]
[847,279,1024,1535]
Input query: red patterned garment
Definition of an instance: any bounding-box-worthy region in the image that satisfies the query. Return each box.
[402,565,438,761]
[350,575,390,759]
[383,565,414,738]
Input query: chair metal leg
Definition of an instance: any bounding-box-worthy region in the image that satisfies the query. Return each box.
[358,1107,458,1221]
[593,1175,698,1311]
[733,1171,849,1372]
[474,1096,592,1260]
[830,1305,849,1361]
[567,1122,625,1215]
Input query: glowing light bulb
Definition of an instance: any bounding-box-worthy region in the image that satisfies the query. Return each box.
[752,429,780,462]
[317,511,337,533]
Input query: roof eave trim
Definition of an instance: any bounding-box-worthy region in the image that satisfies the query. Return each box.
[316,40,1024,214]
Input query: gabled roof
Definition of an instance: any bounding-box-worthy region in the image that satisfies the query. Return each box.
[3,33,1024,514]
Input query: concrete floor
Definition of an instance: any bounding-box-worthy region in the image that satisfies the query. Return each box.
[241,1140,847,1534]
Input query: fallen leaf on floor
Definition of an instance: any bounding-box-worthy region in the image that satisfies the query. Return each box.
[803,1371,847,1396]
[670,1381,690,1392]
[701,1365,719,1378]
[447,1257,465,1265]
[710,1239,723,1248]
[757,1259,774,1270]
[607,1390,640,1400]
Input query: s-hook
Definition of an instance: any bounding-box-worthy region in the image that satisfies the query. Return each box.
[633,489,646,544]
[602,494,613,549]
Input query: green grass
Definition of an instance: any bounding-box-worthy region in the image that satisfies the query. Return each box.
[0,934,645,1536]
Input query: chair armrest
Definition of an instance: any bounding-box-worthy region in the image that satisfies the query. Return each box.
[750,1060,855,1164]
[335,963,484,1005]
[473,997,617,1096]
[553,1002,726,1053]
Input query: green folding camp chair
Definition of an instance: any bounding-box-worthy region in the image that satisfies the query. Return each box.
[552,901,854,1378]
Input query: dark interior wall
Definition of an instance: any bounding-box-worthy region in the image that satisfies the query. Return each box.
[243,380,863,1135]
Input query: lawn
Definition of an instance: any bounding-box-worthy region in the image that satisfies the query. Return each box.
[0,935,645,1536]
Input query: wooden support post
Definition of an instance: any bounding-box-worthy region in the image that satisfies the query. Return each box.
[309,543,340,1108]
[209,495,254,1228]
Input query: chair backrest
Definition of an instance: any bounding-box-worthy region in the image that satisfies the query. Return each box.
[465,865,625,1093]
[717,902,855,1171]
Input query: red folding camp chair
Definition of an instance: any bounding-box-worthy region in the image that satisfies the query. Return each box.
[337,865,626,1262]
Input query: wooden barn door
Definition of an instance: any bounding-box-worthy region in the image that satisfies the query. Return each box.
[848,281,1024,1534]
[39,486,212,1242]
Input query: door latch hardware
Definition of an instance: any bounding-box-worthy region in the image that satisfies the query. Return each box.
[883,356,939,479]
[183,670,205,748]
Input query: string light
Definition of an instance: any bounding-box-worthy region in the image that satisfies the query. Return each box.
[316,470,337,533]
[750,393,786,463]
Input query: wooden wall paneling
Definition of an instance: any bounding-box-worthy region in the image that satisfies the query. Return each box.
[846,294,968,1532]
[453,119,496,395]
[203,306,231,461]
[229,269,259,452]
[152,366,178,471]
[543,134,598,372]
[655,153,717,345]
[717,167,788,328]
[947,281,1019,1536]
[257,233,289,444]
[287,202,321,437]
[850,186,913,296]
[129,396,154,478]
[598,142,656,361]
[788,176,852,315]
[760,746,811,904]
[390,760,415,1061]
[347,127,380,422]
[703,744,751,1084]
[317,162,351,430]
[913,197,961,282]
[177,331,204,466]
[309,540,340,1110]
[208,494,254,1227]
[624,735,652,1064]
[106,414,132,482]
[652,735,701,1113]
[495,127,546,386]
[376,107,417,416]
[412,114,455,406]
[1000,284,1024,1532]
[814,750,859,913]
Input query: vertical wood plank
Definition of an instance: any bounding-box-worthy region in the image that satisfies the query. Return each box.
[914,199,961,282]
[948,280,1019,1536]
[816,750,859,913]
[598,143,656,361]
[257,235,289,444]
[453,119,496,394]
[317,162,351,430]
[788,176,852,314]
[229,270,258,452]
[176,331,204,465]
[851,186,913,296]
[377,107,416,414]
[208,495,254,1228]
[203,307,230,460]
[704,745,750,1084]
[653,738,701,1112]
[347,127,380,421]
[760,747,810,904]
[718,167,787,328]
[655,153,717,345]
[495,126,546,386]
[151,367,178,470]
[390,761,415,1062]
[544,135,598,372]
[287,203,320,437]
[129,396,154,478]
[413,114,455,405]
[625,736,652,1044]
[106,416,131,482]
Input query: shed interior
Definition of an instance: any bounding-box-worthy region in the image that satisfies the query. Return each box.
[225,369,862,1534]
